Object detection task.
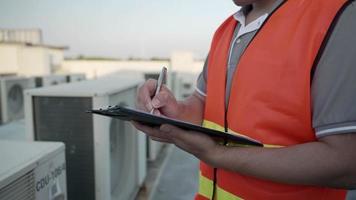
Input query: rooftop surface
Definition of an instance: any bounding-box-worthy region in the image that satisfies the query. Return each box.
[0,120,354,199]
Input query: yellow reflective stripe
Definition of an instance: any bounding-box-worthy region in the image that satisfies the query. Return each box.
[199,173,244,200]
[203,120,285,148]
[263,144,284,148]
[216,187,243,200]
[203,120,250,140]
[198,173,214,199]
[203,120,225,132]
[227,128,284,148]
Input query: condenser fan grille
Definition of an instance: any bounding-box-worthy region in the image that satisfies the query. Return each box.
[7,84,24,114]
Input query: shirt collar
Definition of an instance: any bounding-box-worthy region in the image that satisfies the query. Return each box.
[233,8,268,31]
[233,8,247,26]
[233,0,285,27]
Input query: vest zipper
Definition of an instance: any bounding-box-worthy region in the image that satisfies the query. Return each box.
[212,168,217,199]
[211,114,228,200]
[211,74,230,200]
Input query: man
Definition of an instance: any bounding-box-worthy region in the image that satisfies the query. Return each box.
[134,0,356,199]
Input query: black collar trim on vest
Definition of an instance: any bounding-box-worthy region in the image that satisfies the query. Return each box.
[310,0,355,84]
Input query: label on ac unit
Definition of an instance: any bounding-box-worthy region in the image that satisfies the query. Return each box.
[34,151,67,200]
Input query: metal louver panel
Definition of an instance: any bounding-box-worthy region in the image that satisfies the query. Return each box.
[33,96,95,200]
[0,171,35,200]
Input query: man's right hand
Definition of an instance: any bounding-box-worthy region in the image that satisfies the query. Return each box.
[136,79,181,119]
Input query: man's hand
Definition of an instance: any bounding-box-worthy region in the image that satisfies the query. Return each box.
[136,79,180,118]
[135,79,205,124]
[134,79,213,161]
[132,122,219,165]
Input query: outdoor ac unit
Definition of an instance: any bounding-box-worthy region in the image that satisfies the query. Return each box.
[25,76,147,200]
[34,75,67,87]
[66,73,86,83]
[171,72,197,100]
[0,140,67,200]
[0,76,35,124]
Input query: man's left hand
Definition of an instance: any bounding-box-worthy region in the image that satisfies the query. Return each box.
[132,122,219,164]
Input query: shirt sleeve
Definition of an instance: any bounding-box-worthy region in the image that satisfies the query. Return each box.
[195,55,209,98]
[312,2,356,138]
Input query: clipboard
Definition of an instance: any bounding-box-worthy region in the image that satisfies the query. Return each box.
[88,106,262,147]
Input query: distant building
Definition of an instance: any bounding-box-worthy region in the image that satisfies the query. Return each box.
[170,51,201,72]
[0,29,42,45]
[61,51,204,79]
[0,29,67,76]
[61,52,203,100]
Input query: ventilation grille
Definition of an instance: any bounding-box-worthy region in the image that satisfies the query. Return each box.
[33,96,95,200]
[0,171,35,200]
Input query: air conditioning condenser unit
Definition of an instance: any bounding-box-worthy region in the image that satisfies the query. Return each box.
[171,72,197,100]
[25,76,147,200]
[34,75,67,87]
[0,76,35,124]
[0,140,67,200]
[66,73,86,83]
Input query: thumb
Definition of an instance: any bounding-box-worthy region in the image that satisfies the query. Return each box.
[151,87,179,118]
[151,88,174,109]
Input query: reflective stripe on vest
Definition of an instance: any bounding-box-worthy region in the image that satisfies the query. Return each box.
[203,120,284,148]
[197,0,349,199]
[198,173,243,200]
[198,120,283,199]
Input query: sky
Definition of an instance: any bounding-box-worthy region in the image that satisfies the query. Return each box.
[0,0,238,59]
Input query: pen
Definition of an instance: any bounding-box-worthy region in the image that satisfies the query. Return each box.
[150,66,167,114]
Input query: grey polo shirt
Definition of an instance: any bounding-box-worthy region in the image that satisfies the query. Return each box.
[196,1,356,138]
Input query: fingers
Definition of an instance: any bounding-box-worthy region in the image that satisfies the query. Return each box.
[136,80,178,117]
[136,79,157,112]
[136,80,173,110]
[133,121,172,143]
[131,121,173,142]
[133,121,218,160]
[145,79,158,96]
[131,121,155,133]
[151,86,179,117]
[151,85,174,108]
[150,136,173,143]
[159,124,218,157]
[153,109,161,116]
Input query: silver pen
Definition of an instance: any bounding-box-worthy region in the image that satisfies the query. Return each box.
[150,66,167,114]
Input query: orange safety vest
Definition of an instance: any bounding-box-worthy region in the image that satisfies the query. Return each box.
[197,0,349,199]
